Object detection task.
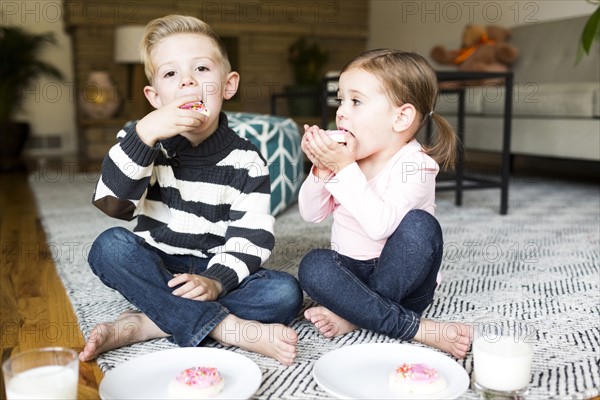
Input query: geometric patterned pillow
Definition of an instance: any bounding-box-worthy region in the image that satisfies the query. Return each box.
[225,112,304,217]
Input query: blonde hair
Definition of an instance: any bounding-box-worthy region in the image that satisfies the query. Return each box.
[140,15,231,82]
[342,49,458,170]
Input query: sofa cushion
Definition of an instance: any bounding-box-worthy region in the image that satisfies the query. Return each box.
[482,82,600,118]
[435,82,600,118]
[511,16,599,85]
[435,86,486,115]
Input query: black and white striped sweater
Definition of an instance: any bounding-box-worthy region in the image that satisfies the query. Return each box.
[92,113,275,294]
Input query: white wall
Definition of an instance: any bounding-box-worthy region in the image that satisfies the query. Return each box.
[2,0,77,155]
[368,0,597,59]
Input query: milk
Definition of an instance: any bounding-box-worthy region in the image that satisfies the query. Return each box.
[473,336,533,392]
[5,365,78,400]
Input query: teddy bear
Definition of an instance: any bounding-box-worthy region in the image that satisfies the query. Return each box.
[430,24,519,86]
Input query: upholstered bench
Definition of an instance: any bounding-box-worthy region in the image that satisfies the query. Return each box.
[124,112,304,216]
[225,111,304,216]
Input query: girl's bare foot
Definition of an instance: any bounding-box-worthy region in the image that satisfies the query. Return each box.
[413,319,473,359]
[79,311,168,361]
[210,314,298,366]
[304,306,357,338]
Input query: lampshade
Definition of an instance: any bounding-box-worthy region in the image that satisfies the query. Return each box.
[114,25,146,63]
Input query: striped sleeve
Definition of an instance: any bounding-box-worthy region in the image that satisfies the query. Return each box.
[92,124,159,221]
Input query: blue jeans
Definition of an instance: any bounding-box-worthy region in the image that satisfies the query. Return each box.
[88,227,303,347]
[298,210,443,341]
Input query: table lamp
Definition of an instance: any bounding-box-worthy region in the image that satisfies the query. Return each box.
[114,25,150,119]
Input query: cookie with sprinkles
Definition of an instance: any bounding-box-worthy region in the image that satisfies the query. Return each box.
[168,366,225,399]
[388,363,447,395]
[180,100,211,117]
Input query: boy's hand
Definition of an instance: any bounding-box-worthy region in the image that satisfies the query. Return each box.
[168,273,223,301]
[302,124,356,179]
[136,95,209,147]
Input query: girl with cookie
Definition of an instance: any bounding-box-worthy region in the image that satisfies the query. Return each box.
[298,49,472,359]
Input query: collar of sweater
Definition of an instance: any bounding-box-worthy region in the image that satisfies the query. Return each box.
[161,112,236,158]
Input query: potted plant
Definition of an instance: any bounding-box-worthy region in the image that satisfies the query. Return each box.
[0,26,63,171]
[286,36,329,117]
[577,0,600,63]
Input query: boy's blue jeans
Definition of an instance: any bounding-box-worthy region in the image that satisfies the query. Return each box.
[298,209,443,341]
[88,227,303,347]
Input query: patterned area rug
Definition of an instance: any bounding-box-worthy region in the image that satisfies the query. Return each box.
[29,172,599,399]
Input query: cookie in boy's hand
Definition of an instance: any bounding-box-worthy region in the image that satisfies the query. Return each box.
[180,101,210,117]
[326,130,347,144]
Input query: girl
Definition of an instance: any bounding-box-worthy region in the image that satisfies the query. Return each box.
[298,49,471,359]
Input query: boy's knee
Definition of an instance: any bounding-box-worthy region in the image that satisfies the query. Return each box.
[281,276,303,312]
[274,272,302,297]
[88,227,134,270]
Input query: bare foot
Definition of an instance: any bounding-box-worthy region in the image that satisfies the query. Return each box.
[304,306,357,338]
[209,315,298,366]
[79,311,168,361]
[413,319,473,359]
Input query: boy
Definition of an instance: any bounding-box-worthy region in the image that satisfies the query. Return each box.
[79,15,303,366]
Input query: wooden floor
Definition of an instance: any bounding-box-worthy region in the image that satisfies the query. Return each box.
[1,170,102,399]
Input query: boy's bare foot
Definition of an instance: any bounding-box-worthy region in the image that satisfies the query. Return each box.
[413,319,473,359]
[79,311,168,362]
[304,306,357,338]
[209,314,298,366]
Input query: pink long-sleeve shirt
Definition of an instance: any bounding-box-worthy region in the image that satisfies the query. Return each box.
[299,139,439,260]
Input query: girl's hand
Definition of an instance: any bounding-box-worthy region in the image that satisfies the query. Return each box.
[167,273,223,301]
[302,125,356,178]
[301,125,333,179]
[136,95,209,147]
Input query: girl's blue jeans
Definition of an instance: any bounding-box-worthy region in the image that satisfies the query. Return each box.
[298,209,443,341]
[88,227,303,347]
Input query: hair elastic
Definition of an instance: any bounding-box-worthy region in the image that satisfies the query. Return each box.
[429,111,434,117]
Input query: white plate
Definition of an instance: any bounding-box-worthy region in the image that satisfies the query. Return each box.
[99,348,262,399]
[313,343,469,399]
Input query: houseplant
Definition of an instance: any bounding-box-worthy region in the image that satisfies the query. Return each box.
[577,0,600,63]
[286,37,329,117]
[0,26,63,171]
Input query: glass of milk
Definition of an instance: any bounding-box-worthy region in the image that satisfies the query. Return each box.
[473,316,535,397]
[2,347,79,399]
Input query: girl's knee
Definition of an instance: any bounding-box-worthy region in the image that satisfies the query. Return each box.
[298,249,331,287]
[398,210,442,246]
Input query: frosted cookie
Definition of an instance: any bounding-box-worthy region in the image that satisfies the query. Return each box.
[168,367,224,399]
[326,129,347,143]
[388,363,447,395]
[180,101,210,117]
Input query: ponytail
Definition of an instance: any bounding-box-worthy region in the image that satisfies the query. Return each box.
[424,112,459,171]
